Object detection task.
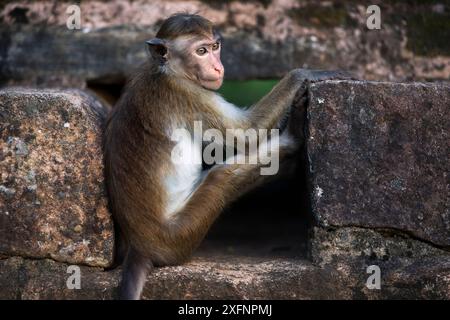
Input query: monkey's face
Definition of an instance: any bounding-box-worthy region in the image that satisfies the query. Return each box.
[167,34,224,91]
[183,35,224,90]
[147,34,224,91]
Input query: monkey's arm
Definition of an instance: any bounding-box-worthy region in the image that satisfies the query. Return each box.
[244,69,353,130]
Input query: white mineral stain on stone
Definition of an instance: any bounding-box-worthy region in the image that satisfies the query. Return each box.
[315,186,324,199]
[27,170,36,183]
[27,184,37,192]
[0,185,16,196]
[64,122,70,128]
[317,98,325,104]
[59,244,75,255]
[7,137,29,156]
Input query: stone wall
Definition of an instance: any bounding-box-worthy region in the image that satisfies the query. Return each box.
[0,0,449,300]
[1,0,449,89]
[0,89,113,268]
[0,81,448,299]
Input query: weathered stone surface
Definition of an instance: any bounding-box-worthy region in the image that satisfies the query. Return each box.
[142,252,450,300]
[310,225,450,298]
[0,88,113,267]
[317,255,450,300]
[1,0,449,87]
[311,227,449,266]
[142,256,351,300]
[0,257,119,299]
[310,227,450,299]
[1,252,448,299]
[307,81,450,247]
[0,79,448,299]
[0,25,149,88]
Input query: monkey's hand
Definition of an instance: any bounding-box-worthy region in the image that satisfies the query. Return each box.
[289,68,357,84]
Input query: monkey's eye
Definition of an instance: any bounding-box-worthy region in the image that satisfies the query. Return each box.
[212,42,220,51]
[196,47,208,56]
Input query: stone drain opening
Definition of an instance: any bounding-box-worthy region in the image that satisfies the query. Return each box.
[199,153,313,261]
[87,78,313,262]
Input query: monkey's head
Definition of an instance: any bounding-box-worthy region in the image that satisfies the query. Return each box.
[146,14,224,91]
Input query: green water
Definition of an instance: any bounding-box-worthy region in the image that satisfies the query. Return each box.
[218,79,279,108]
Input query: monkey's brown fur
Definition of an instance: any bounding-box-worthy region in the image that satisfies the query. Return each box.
[104,60,299,263]
[104,13,352,299]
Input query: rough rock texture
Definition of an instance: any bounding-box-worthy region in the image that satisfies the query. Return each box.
[311,227,448,266]
[142,254,450,299]
[0,256,119,299]
[0,25,148,88]
[311,227,450,299]
[0,80,449,299]
[307,81,450,247]
[0,253,448,299]
[1,0,449,87]
[142,256,350,300]
[0,88,113,267]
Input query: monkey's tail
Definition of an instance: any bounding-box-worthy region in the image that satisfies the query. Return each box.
[105,223,128,270]
[118,247,153,300]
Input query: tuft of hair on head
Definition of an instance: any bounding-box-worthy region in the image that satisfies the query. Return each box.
[156,13,215,40]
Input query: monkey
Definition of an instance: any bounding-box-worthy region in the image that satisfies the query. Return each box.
[103,13,352,300]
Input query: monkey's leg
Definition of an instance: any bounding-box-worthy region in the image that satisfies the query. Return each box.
[117,158,273,300]
[119,247,153,300]
[166,140,297,256]
[119,139,296,300]
[222,134,301,197]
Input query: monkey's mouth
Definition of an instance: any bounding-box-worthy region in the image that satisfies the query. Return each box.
[201,75,223,82]
[200,77,223,90]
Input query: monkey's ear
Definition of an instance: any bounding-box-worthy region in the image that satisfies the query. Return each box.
[146,38,168,64]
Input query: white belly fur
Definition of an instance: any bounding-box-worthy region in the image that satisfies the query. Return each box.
[164,133,203,218]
